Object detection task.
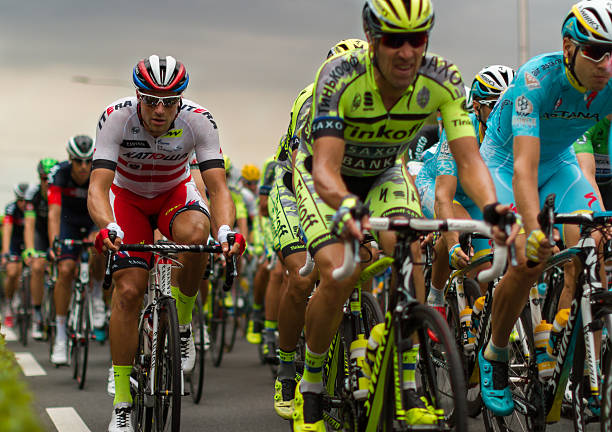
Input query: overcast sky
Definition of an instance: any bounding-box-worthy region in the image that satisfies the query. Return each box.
[0,0,574,206]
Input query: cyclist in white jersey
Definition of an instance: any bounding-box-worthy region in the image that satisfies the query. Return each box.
[88,55,245,432]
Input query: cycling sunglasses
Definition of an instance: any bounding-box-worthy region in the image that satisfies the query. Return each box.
[575,42,612,63]
[71,158,92,165]
[379,32,428,49]
[476,99,497,108]
[138,91,182,107]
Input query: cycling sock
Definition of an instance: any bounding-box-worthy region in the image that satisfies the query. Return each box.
[113,365,133,405]
[171,285,196,326]
[264,320,277,343]
[484,340,509,362]
[401,344,419,390]
[56,315,67,342]
[278,349,296,380]
[302,347,327,394]
[426,285,444,307]
[252,303,263,319]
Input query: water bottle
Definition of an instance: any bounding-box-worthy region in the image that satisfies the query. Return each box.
[350,334,369,400]
[366,323,385,373]
[534,320,554,380]
[547,308,569,358]
[460,307,475,352]
[471,296,485,334]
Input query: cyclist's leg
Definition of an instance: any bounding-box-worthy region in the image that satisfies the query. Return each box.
[3,258,20,325]
[159,179,211,325]
[263,257,285,358]
[30,256,46,337]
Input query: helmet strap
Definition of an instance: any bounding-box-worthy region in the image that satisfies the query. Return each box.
[564,46,585,89]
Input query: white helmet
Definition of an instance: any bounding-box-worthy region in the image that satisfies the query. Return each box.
[471,65,515,100]
[562,0,612,45]
[66,135,94,159]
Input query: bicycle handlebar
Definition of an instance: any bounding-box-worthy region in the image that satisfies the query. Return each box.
[102,232,238,291]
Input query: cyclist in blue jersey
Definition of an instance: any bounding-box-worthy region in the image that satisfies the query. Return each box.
[416,65,515,316]
[478,0,612,417]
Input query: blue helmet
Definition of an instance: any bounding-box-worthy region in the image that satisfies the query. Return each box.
[562,1,612,45]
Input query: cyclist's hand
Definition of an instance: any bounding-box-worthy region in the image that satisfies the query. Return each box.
[483,202,520,246]
[217,225,246,257]
[46,247,56,262]
[449,243,470,269]
[526,229,553,263]
[22,248,35,266]
[95,223,124,253]
[331,195,369,241]
[420,232,434,250]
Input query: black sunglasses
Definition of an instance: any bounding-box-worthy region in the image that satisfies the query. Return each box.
[71,158,92,165]
[379,32,428,49]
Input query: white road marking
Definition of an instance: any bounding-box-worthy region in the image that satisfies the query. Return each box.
[46,407,91,432]
[3,327,17,341]
[14,352,47,376]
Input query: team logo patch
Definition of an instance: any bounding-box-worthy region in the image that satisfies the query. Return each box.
[131,127,140,134]
[515,96,533,116]
[121,140,150,149]
[525,72,540,90]
[162,129,183,138]
[364,92,374,108]
[416,87,430,108]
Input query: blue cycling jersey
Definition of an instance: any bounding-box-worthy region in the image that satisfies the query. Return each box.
[481,52,612,165]
[418,112,480,200]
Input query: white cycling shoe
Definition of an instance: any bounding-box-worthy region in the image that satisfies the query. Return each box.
[51,339,68,365]
[108,402,134,432]
[179,324,196,374]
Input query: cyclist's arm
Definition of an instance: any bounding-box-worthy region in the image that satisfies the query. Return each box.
[24,213,35,251]
[87,168,116,231]
[434,174,460,246]
[576,152,605,210]
[513,135,541,234]
[2,219,12,256]
[47,204,60,247]
[190,166,210,207]
[312,136,349,209]
[203,167,235,240]
[258,195,269,217]
[449,136,497,209]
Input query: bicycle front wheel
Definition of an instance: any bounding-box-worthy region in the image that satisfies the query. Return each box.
[73,291,91,390]
[153,297,182,432]
[600,315,612,432]
[209,283,226,368]
[413,303,468,431]
[190,295,205,404]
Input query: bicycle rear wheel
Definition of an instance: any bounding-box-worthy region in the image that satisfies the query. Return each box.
[411,303,468,431]
[190,295,205,404]
[133,312,153,432]
[153,297,181,432]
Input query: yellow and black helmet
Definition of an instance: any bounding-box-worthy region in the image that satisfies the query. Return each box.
[241,164,260,182]
[363,0,434,36]
[327,39,368,58]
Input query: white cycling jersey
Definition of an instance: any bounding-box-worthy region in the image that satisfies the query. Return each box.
[93,96,223,198]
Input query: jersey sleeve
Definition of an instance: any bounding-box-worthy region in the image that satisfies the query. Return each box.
[438,77,475,142]
[191,108,224,172]
[509,70,543,138]
[573,128,595,155]
[47,185,62,206]
[310,52,364,140]
[93,105,126,170]
[435,134,458,178]
[4,203,15,224]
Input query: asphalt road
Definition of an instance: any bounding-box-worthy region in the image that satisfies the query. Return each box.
[3,326,599,432]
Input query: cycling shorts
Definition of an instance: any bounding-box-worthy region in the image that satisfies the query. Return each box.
[269,171,306,258]
[8,239,24,259]
[294,152,422,257]
[110,178,209,272]
[484,142,601,242]
[58,220,96,262]
[34,228,49,253]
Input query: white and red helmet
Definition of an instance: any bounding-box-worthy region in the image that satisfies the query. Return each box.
[132,55,189,93]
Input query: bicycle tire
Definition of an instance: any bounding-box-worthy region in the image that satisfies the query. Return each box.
[133,311,153,432]
[75,291,91,390]
[69,292,80,380]
[209,282,226,368]
[447,277,482,418]
[18,270,31,346]
[482,305,544,432]
[190,295,205,404]
[153,297,182,432]
[601,319,612,432]
[412,303,468,432]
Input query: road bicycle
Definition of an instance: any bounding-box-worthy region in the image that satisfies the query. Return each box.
[104,235,236,432]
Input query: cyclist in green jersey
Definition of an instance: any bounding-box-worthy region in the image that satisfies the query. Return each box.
[573,114,612,210]
[291,1,513,430]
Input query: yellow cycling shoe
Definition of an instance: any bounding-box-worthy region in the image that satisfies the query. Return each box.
[397,389,439,425]
[274,378,297,419]
[246,320,262,345]
[292,382,325,432]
